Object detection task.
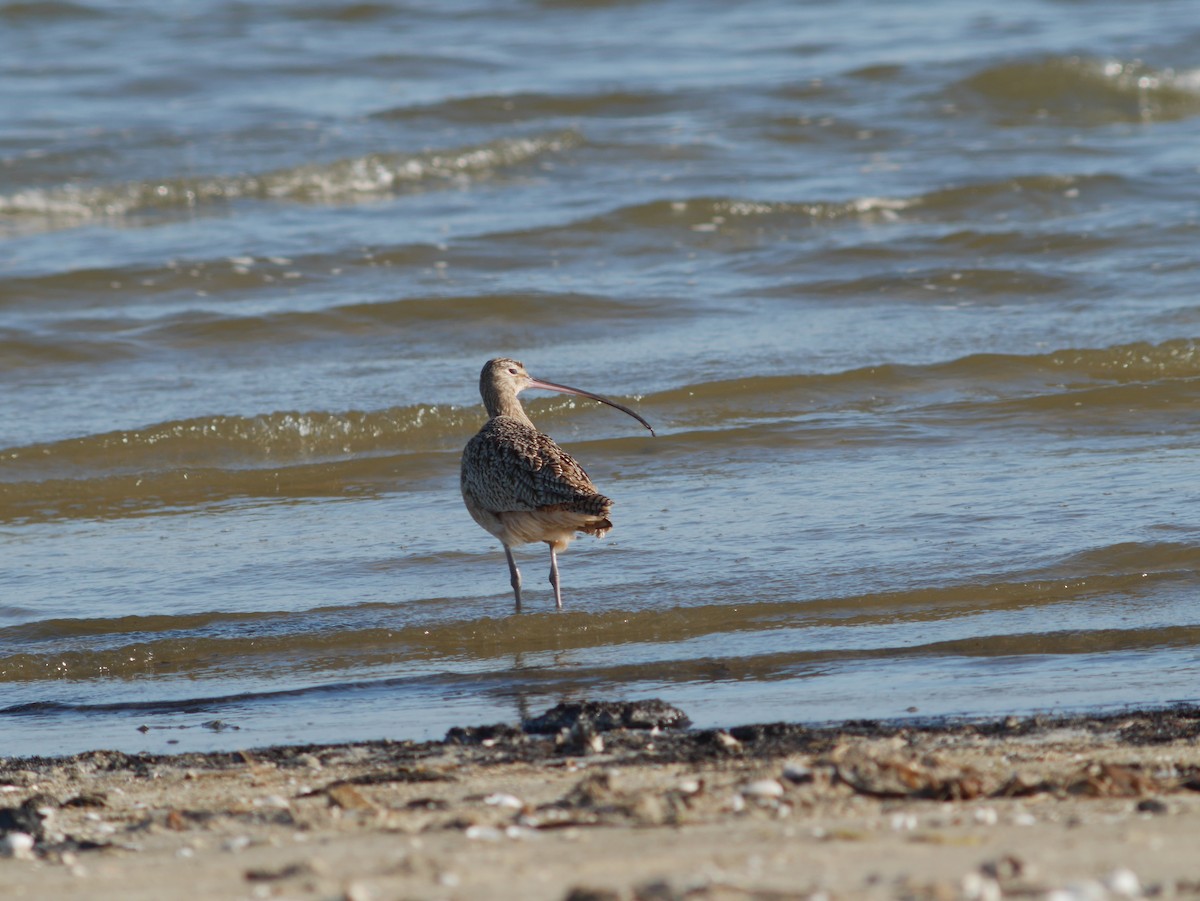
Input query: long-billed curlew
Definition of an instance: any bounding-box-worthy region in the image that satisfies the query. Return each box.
[461,358,654,610]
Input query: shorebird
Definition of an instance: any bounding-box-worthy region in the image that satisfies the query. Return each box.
[461,358,654,610]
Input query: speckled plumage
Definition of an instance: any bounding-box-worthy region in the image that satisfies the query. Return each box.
[460,414,613,549]
[460,358,653,610]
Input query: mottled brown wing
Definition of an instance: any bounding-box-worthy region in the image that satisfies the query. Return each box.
[461,416,609,515]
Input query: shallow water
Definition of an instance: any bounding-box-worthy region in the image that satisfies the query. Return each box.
[2,0,1200,758]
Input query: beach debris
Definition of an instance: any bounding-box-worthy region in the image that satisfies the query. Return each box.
[339,767,452,786]
[434,699,685,758]
[631,879,713,901]
[563,770,624,809]
[523,700,691,735]
[978,853,1140,900]
[253,794,291,810]
[973,806,998,825]
[993,761,1200,801]
[781,761,813,785]
[0,796,49,842]
[1044,879,1112,901]
[0,831,35,860]
[1105,868,1142,898]
[960,871,1002,901]
[563,887,620,901]
[993,773,1057,797]
[1066,763,1159,798]
[403,796,449,811]
[300,767,451,806]
[724,721,817,746]
[483,792,524,809]
[527,769,690,829]
[702,731,743,754]
[555,717,605,756]
[326,784,376,812]
[61,792,107,809]
[979,854,1027,883]
[462,820,534,842]
[631,880,677,901]
[741,779,785,801]
[829,748,985,800]
[244,861,314,882]
[1136,797,1168,814]
[1113,711,1200,744]
[444,722,526,746]
[464,824,504,841]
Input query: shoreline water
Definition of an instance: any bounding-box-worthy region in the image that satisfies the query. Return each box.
[4,703,1199,900]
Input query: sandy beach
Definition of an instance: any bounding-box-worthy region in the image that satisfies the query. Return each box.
[3,703,1200,901]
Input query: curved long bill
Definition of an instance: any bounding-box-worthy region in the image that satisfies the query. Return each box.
[527,377,656,436]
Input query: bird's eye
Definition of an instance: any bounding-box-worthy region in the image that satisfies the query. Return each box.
[508,367,519,375]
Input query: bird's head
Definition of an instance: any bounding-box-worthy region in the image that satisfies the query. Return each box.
[481,358,532,397]
[477,358,655,436]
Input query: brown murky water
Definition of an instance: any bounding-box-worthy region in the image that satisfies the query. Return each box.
[2,0,1199,756]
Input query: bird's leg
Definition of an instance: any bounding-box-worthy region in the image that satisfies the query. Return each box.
[548,543,563,610]
[504,546,522,611]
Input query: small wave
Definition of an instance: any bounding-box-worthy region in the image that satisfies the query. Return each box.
[0,455,436,525]
[0,0,104,22]
[2,340,1193,521]
[0,406,471,479]
[2,539,1195,686]
[0,131,582,220]
[1057,541,1200,577]
[0,682,360,715]
[0,623,434,684]
[372,88,676,124]
[0,249,419,309]
[913,173,1125,218]
[1040,340,1200,381]
[544,175,1118,243]
[656,176,1119,233]
[652,339,1200,431]
[874,339,1191,390]
[5,341,1193,471]
[286,2,396,22]
[658,338,1195,396]
[517,195,914,243]
[871,341,1200,430]
[144,291,669,349]
[0,288,674,368]
[654,196,913,228]
[0,395,654,523]
[799,266,1072,299]
[957,55,1200,124]
[0,330,135,371]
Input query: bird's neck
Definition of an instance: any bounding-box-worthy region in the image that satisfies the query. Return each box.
[484,389,535,428]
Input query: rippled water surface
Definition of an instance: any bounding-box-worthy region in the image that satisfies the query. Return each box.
[3,0,1200,758]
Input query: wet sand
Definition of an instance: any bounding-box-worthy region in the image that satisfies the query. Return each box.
[4,704,1200,900]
